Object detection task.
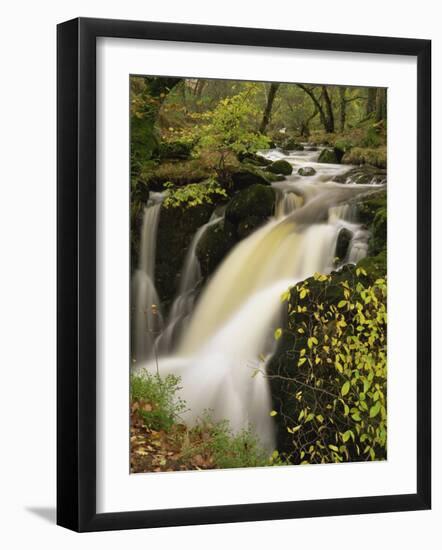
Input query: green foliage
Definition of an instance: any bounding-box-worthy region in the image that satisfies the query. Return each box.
[192,86,270,170]
[163,178,228,209]
[274,269,387,465]
[362,126,383,148]
[131,372,283,470]
[130,371,186,431]
[182,414,280,469]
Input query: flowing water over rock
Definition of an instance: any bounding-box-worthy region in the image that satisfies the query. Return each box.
[132,149,384,450]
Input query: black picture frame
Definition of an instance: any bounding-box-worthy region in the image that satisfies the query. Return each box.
[57,17,431,532]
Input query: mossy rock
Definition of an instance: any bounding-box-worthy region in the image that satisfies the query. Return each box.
[225,184,275,226]
[196,219,236,278]
[268,260,386,456]
[354,189,386,226]
[155,201,214,308]
[353,189,387,257]
[357,250,387,281]
[333,166,387,185]
[230,165,271,190]
[157,140,193,160]
[237,151,272,167]
[263,171,286,182]
[298,166,316,177]
[318,148,340,164]
[342,147,387,169]
[282,138,304,151]
[267,159,293,175]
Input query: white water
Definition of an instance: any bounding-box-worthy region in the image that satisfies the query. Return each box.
[132,149,384,451]
[131,193,164,362]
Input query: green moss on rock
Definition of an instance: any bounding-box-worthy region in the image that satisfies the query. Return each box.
[267,159,293,175]
[318,148,340,164]
[225,184,275,226]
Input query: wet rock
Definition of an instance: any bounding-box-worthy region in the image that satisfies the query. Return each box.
[318,148,340,164]
[230,165,271,190]
[225,184,276,227]
[196,219,236,278]
[237,151,272,167]
[155,201,214,307]
[333,166,387,185]
[335,227,353,261]
[267,159,293,176]
[297,166,316,177]
[282,138,304,151]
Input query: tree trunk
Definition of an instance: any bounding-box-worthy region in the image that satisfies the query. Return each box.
[321,86,335,133]
[297,84,335,133]
[375,88,387,122]
[366,87,377,116]
[259,83,280,134]
[339,87,347,132]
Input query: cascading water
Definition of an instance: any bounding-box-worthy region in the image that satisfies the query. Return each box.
[156,211,224,355]
[131,192,164,362]
[132,148,383,451]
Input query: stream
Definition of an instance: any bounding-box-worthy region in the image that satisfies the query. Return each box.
[131,148,384,450]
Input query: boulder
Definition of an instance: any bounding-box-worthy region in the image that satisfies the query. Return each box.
[196,219,236,278]
[267,159,293,176]
[226,184,275,226]
[318,148,340,164]
[297,166,316,177]
[155,201,214,307]
[237,151,272,167]
[230,165,271,190]
[282,138,304,151]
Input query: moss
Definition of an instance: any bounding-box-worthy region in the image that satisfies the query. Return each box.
[318,148,340,164]
[355,189,387,226]
[263,170,286,182]
[229,164,271,190]
[267,159,293,175]
[342,147,387,169]
[237,151,272,167]
[282,138,304,151]
[225,184,275,226]
[158,140,193,160]
[357,250,387,281]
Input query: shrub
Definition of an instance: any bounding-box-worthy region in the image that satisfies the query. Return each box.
[130,371,186,431]
[271,268,387,465]
[181,415,283,469]
[163,178,227,209]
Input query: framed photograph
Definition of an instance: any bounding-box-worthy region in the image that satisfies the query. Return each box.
[57,17,431,532]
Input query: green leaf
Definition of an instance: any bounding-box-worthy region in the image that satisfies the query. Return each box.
[270,410,278,417]
[338,300,347,308]
[341,381,351,396]
[369,401,382,418]
[274,328,282,340]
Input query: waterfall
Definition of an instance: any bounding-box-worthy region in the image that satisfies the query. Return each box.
[132,150,384,451]
[156,211,223,355]
[131,193,163,362]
